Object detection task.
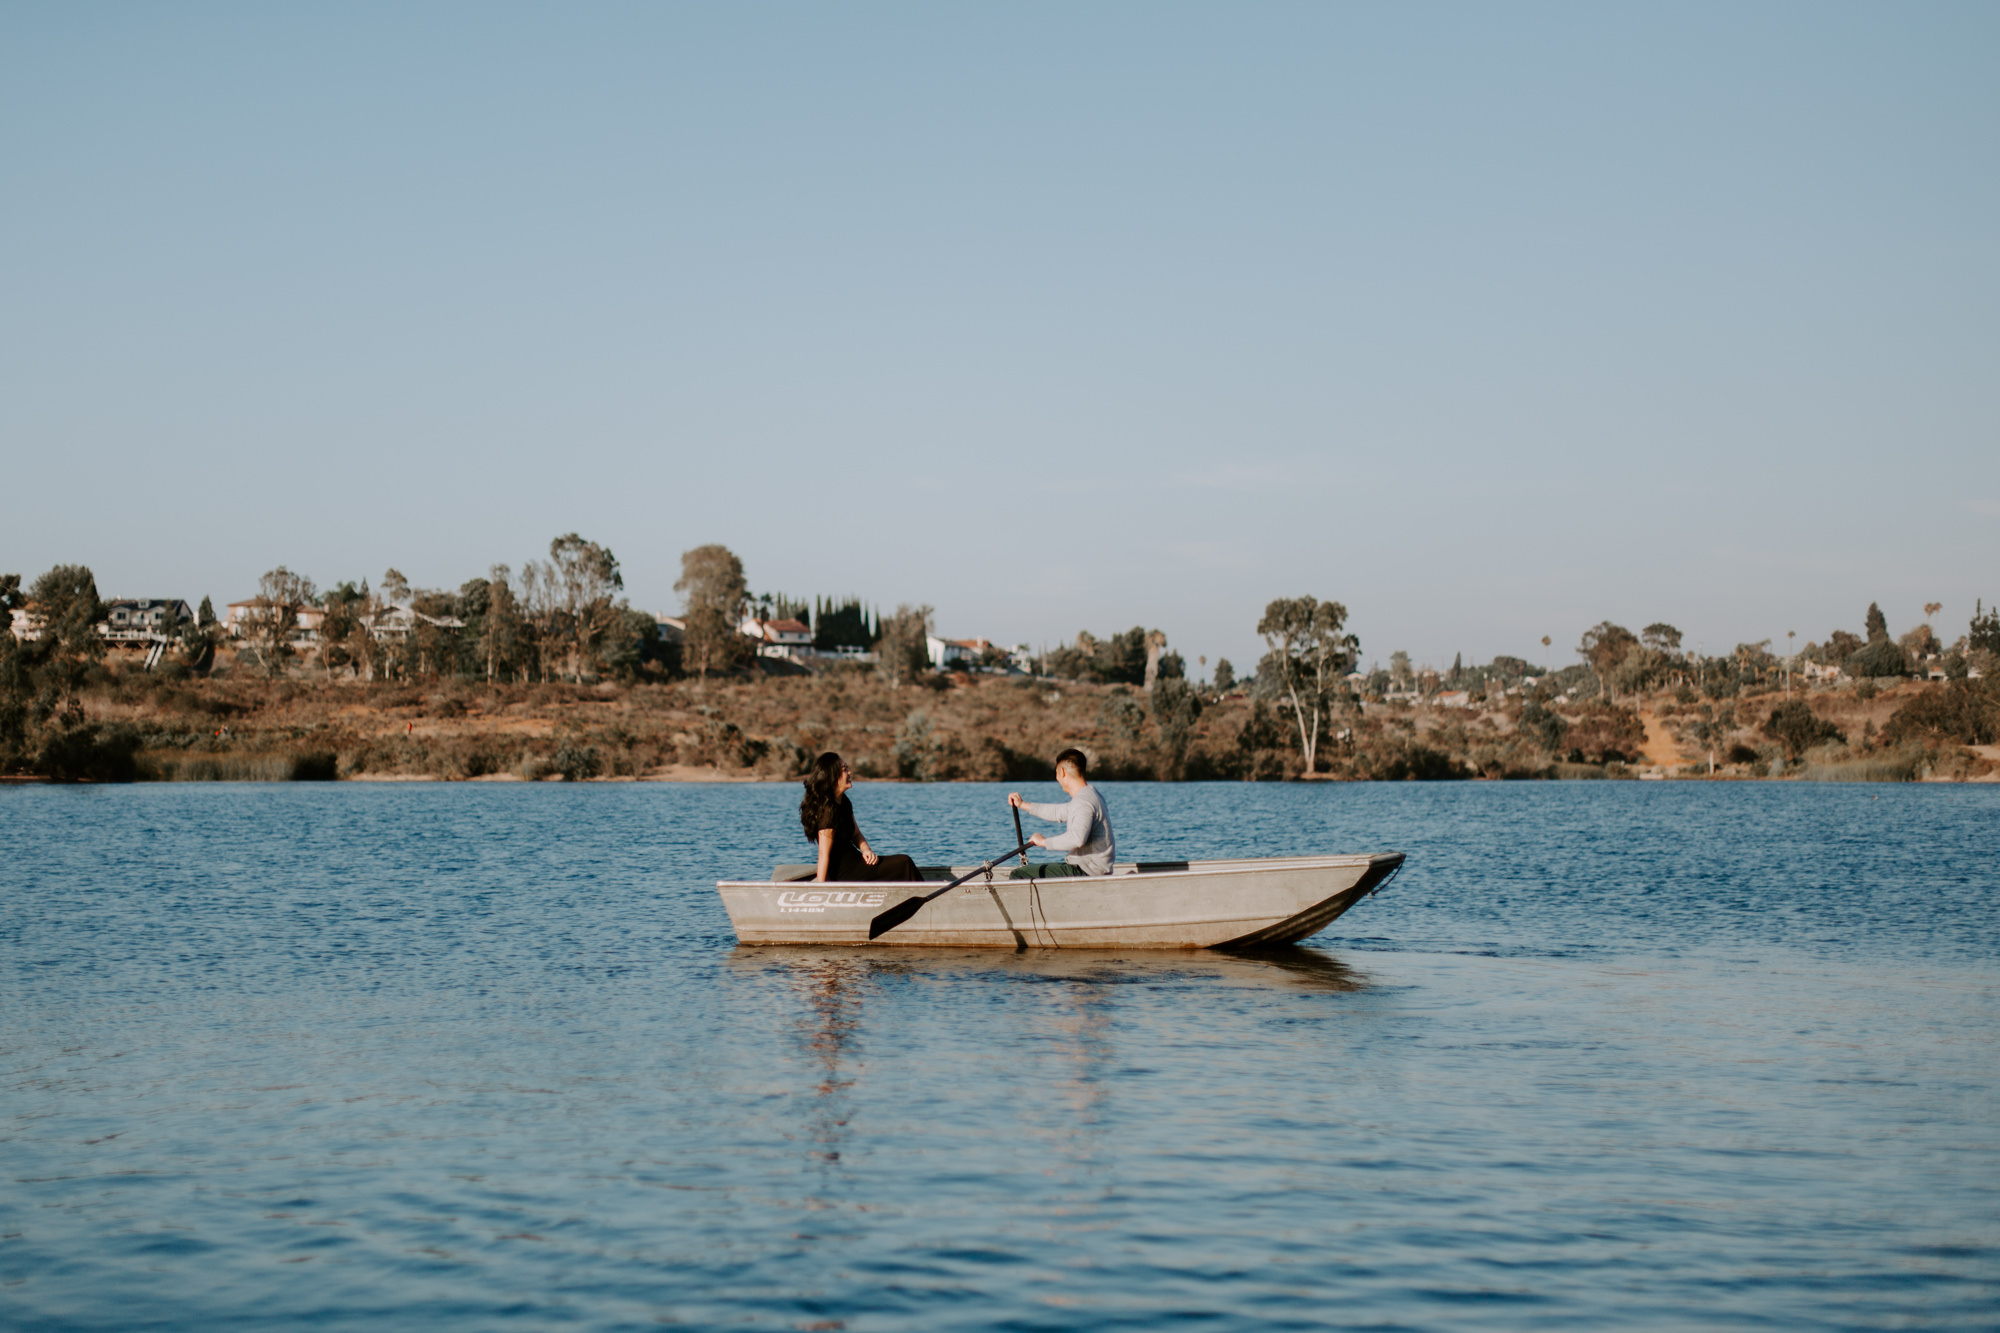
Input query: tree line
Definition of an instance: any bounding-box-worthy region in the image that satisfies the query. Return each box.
[231,535,668,685]
[7,531,1993,783]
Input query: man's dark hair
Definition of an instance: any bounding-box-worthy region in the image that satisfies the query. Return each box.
[1054,747,1089,780]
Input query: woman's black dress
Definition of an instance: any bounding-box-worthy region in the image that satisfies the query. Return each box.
[818,796,923,882]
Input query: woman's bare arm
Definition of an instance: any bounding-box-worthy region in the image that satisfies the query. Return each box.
[815,828,835,882]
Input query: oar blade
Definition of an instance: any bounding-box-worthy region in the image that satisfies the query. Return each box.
[867,894,927,939]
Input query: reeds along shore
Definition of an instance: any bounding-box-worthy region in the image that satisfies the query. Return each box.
[26,657,2000,783]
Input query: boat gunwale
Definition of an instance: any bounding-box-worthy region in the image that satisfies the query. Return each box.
[718,850,1402,890]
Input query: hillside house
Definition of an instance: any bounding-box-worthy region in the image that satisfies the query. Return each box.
[927,636,987,671]
[226,598,325,641]
[740,617,814,662]
[99,598,193,645]
[369,603,465,641]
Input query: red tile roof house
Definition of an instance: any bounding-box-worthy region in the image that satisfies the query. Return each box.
[740,617,815,662]
[926,636,988,671]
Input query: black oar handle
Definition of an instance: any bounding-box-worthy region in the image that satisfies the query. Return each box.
[1012,802,1028,866]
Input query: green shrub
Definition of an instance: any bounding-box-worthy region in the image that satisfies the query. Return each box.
[1559,703,1645,764]
[1762,701,1845,758]
[552,739,602,782]
[1843,640,1908,679]
[1881,681,1999,747]
[39,723,143,782]
[1519,699,1567,752]
[1374,744,1465,781]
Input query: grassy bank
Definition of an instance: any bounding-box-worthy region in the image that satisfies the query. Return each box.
[31,660,1995,783]
[142,750,338,782]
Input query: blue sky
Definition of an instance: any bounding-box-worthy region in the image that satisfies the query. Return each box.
[4,2,1995,675]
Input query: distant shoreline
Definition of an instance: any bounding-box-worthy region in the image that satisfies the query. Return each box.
[7,658,1995,785]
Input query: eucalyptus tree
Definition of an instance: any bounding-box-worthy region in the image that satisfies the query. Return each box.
[675,544,750,679]
[316,587,359,682]
[247,567,316,676]
[519,560,563,682]
[1641,623,1683,655]
[479,565,530,683]
[875,604,934,687]
[1577,621,1638,701]
[1143,630,1169,692]
[1255,596,1358,774]
[545,533,624,680]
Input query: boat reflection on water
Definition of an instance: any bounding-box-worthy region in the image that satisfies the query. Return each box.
[727,943,1371,994]
[780,956,865,1166]
[733,945,1371,1178]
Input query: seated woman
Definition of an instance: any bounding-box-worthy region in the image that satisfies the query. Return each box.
[800,752,923,884]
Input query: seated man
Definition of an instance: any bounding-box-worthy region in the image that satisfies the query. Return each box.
[1007,747,1116,878]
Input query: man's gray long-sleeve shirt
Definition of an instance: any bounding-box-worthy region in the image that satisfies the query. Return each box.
[1019,784,1115,876]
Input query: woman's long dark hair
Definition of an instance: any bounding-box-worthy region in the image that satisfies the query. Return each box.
[799,751,846,844]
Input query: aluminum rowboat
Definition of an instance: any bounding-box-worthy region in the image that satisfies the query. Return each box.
[716,851,1404,949]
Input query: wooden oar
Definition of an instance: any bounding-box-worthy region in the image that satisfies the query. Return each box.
[867,840,1032,940]
[1012,802,1029,867]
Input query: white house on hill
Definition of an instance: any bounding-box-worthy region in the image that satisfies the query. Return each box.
[100,598,194,645]
[927,635,988,671]
[741,616,815,662]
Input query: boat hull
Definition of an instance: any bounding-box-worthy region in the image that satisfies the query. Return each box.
[716,852,1403,949]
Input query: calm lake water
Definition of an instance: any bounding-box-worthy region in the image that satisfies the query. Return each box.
[3,781,1997,1330]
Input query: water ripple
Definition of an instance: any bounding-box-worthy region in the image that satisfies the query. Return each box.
[1,780,1996,1329]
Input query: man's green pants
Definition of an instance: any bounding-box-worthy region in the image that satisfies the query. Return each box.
[1007,861,1088,880]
